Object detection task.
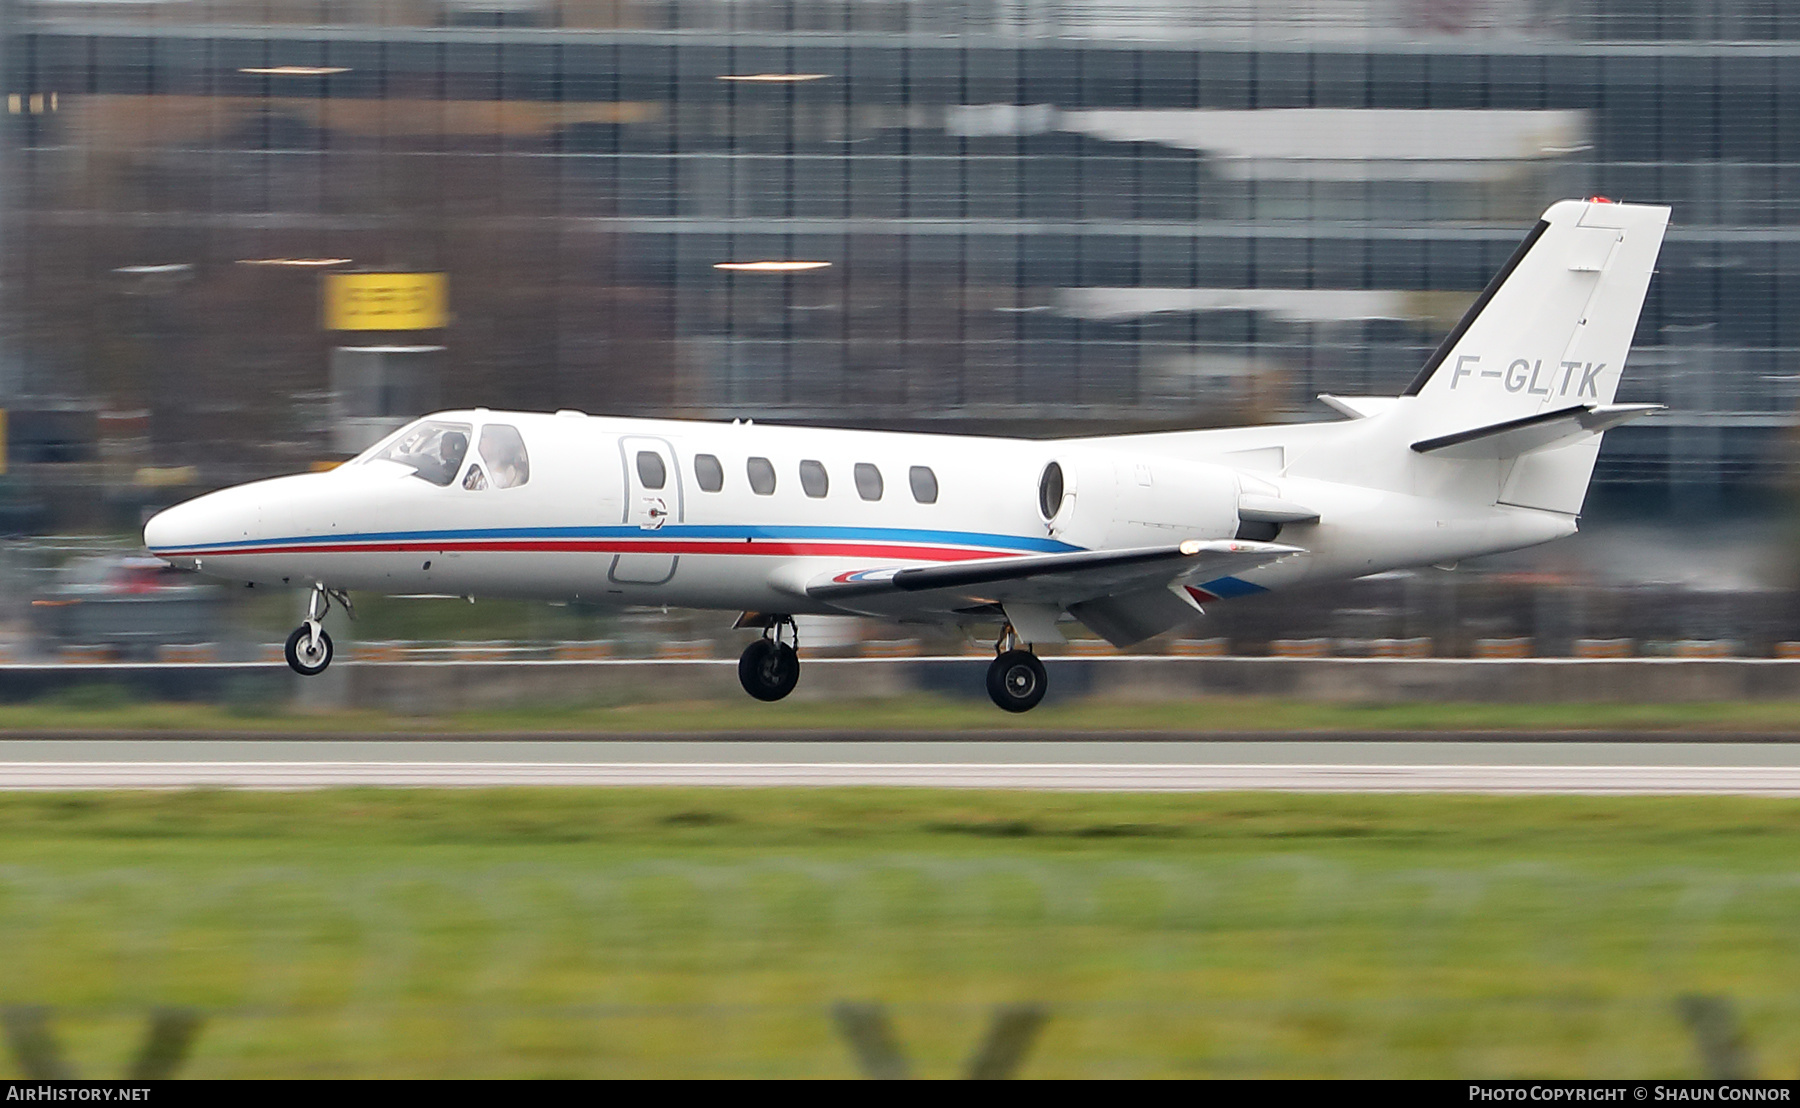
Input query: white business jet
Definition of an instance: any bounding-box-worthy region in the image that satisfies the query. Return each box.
[144,199,1667,711]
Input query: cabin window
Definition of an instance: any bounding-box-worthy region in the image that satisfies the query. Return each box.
[366,419,472,487]
[694,453,724,492]
[636,450,667,489]
[462,465,488,491]
[799,459,829,498]
[854,463,883,501]
[477,424,530,489]
[909,465,939,504]
[747,456,777,495]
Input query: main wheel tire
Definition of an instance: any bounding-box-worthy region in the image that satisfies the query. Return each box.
[738,638,800,702]
[285,625,334,676]
[987,649,1047,713]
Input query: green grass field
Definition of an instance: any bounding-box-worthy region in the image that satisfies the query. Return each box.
[13,692,1800,734]
[5,788,1800,1077]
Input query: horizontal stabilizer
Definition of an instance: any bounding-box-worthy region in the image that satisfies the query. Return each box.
[1410,403,1662,460]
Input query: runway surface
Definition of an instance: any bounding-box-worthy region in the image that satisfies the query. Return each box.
[6,737,1800,792]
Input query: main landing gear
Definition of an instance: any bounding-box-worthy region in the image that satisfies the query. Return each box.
[738,616,800,702]
[987,625,1047,714]
[285,584,350,676]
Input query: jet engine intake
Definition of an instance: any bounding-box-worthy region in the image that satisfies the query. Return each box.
[1038,452,1240,550]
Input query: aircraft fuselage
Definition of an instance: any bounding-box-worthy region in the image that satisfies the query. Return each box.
[144,409,1570,615]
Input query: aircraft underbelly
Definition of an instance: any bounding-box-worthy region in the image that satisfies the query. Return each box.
[211,547,844,612]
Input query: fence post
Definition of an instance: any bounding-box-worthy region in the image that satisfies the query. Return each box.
[831,1001,912,1079]
[1676,994,1756,1079]
[964,1002,1048,1080]
[833,1000,1049,1079]
[3,1004,203,1080]
[2,1006,73,1079]
[129,1007,203,1080]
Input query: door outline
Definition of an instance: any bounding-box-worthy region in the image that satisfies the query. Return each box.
[610,436,683,586]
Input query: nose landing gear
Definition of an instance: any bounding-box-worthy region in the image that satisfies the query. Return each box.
[285,585,350,676]
[738,616,800,702]
[986,624,1047,713]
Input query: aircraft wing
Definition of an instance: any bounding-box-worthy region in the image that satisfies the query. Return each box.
[805,539,1303,641]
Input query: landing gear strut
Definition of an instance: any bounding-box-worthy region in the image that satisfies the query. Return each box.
[738,616,800,702]
[285,584,349,677]
[986,624,1047,713]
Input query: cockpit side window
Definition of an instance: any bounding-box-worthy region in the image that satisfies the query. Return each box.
[364,420,473,487]
[477,424,531,489]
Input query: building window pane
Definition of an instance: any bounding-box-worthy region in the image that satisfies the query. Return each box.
[747,456,777,495]
[694,453,724,492]
[854,462,884,501]
[909,465,938,504]
[799,459,829,498]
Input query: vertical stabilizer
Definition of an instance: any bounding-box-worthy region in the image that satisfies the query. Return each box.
[1402,198,1669,514]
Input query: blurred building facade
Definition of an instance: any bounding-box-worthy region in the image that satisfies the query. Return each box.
[0,0,1794,493]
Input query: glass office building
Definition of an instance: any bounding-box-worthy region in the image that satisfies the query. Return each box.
[0,0,1794,492]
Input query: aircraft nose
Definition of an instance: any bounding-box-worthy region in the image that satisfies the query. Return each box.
[143,499,203,561]
[144,489,250,564]
[144,473,309,566]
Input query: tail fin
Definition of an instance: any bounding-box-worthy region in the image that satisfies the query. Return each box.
[1402,198,1669,514]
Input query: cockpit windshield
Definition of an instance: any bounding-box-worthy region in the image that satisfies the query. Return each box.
[361,420,473,487]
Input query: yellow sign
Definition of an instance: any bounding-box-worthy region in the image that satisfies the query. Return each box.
[324,272,447,331]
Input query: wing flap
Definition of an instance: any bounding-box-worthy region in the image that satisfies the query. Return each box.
[1069,586,1204,648]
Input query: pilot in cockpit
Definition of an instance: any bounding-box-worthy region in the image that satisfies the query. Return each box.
[428,430,469,486]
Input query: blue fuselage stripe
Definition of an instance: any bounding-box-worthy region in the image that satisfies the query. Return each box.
[162,523,1081,556]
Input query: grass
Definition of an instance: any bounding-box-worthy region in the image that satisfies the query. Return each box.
[6,789,1800,1076]
[9,693,1800,734]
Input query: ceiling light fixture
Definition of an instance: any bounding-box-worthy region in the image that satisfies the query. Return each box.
[238,66,350,77]
[713,261,833,272]
[236,257,353,267]
[113,263,193,276]
[716,73,829,83]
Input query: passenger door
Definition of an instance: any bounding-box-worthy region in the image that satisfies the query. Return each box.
[611,436,682,585]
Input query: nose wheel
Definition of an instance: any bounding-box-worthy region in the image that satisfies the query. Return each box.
[285,625,333,676]
[738,617,800,702]
[986,625,1047,713]
[285,585,349,676]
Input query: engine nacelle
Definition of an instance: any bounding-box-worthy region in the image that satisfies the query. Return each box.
[1037,451,1240,550]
